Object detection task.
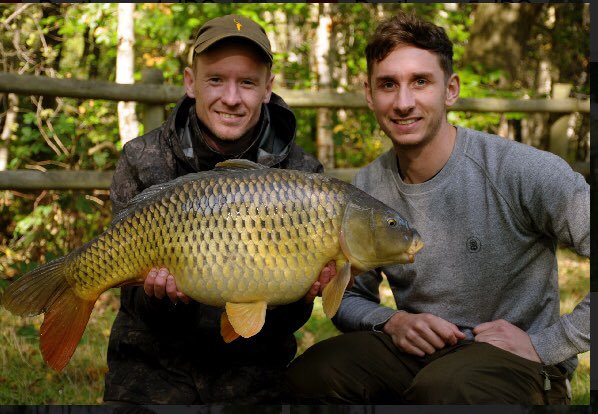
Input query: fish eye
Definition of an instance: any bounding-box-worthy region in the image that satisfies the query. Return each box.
[387,218,397,227]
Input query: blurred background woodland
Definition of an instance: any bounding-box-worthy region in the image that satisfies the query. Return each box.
[0,3,590,404]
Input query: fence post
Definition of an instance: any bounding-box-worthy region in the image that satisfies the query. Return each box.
[140,68,165,133]
[548,83,573,160]
[316,106,334,170]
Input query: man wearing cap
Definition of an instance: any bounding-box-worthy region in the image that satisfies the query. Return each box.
[103,14,335,404]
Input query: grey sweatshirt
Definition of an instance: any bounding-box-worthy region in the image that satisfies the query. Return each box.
[334,126,589,375]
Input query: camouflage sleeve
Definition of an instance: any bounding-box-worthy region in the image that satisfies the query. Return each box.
[110,145,143,217]
[281,143,324,173]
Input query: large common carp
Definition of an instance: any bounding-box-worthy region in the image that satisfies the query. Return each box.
[1,159,423,371]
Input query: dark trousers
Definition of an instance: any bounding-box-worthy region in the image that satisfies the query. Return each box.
[104,355,286,404]
[284,331,570,404]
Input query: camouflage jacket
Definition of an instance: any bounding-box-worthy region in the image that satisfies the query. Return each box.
[104,94,322,403]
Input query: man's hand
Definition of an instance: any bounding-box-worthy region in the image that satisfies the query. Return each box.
[473,319,541,363]
[383,312,466,357]
[304,261,343,303]
[143,267,191,304]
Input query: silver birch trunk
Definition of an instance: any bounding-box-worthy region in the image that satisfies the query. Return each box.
[116,3,139,145]
[314,3,334,169]
[0,93,18,171]
[264,9,288,87]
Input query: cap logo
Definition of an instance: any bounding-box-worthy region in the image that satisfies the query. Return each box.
[234,18,242,31]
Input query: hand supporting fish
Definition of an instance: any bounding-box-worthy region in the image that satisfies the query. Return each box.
[1,159,423,371]
[144,267,191,304]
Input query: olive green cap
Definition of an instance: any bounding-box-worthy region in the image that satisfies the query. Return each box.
[192,14,272,63]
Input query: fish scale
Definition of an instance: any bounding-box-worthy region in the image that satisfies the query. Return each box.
[1,159,423,371]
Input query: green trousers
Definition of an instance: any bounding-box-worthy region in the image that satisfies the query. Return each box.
[284,331,570,404]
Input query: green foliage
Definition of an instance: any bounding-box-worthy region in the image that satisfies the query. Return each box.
[333,110,390,168]
[0,190,112,280]
[2,3,588,172]
[293,109,317,155]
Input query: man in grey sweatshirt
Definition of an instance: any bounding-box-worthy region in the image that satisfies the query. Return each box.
[284,11,589,405]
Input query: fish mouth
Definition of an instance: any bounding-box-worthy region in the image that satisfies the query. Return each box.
[406,234,424,262]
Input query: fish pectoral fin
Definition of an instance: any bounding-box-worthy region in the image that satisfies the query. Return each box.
[322,261,352,319]
[224,301,267,339]
[220,312,241,343]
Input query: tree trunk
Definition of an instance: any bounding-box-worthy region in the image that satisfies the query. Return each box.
[0,93,18,171]
[116,3,139,145]
[264,9,288,88]
[464,4,541,85]
[331,8,348,125]
[314,3,334,170]
[465,4,548,148]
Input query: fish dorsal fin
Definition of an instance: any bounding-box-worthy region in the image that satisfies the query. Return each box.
[112,161,266,224]
[112,179,180,223]
[322,260,352,318]
[214,159,268,171]
[224,301,267,339]
[111,171,211,224]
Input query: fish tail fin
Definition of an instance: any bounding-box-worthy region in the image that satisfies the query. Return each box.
[40,287,95,371]
[1,256,95,371]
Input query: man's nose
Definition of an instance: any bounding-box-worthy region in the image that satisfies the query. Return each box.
[393,87,415,114]
[221,83,242,106]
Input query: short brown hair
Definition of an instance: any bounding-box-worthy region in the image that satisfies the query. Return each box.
[366,12,454,81]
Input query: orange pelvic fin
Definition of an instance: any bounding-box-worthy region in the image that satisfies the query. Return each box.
[1,256,96,371]
[224,301,267,339]
[220,312,241,343]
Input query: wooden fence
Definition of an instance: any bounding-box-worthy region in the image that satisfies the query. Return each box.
[0,72,590,190]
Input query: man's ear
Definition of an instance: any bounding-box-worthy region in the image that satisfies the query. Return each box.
[364,80,374,111]
[263,73,274,104]
[445,73,460,107]
[183,67,196,99]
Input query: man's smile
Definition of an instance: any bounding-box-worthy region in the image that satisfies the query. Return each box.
[392,117,420,125]
[216,111,244,120]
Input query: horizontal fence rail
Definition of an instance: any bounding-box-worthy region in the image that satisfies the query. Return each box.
[0,169,360,190]
[0,72,590,112]
[0,164,590,191]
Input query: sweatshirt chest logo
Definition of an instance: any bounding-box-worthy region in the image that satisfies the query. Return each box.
[467,236,481,253]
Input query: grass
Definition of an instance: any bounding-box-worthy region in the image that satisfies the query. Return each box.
[0,291,118,404]
[0,247,590,404]
[554,248,590,405]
